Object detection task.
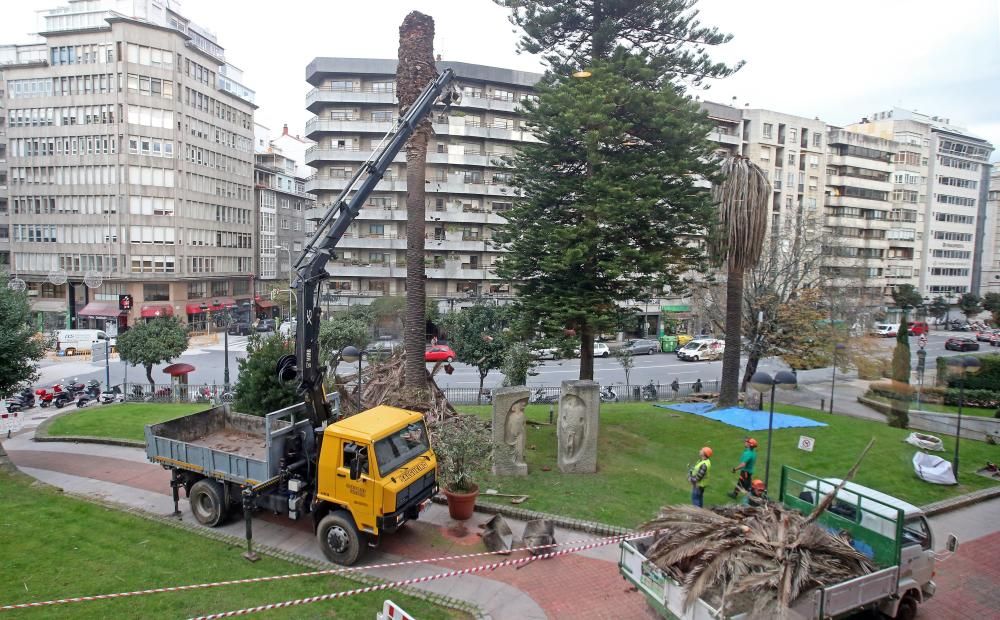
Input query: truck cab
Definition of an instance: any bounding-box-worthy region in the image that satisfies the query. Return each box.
[314,405,438,564]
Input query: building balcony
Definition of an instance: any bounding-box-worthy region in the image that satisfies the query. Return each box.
[305,175,406,194]
[709,129,741,146]
[825,195,891,209]
[305,204,509,225]
[306,89,396,112]
[826,154,893,172]
[304,147,507,168]
[825,175,891,192]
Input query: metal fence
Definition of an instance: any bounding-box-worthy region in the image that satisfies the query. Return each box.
[441,380,720,406]
[111,383,235,404]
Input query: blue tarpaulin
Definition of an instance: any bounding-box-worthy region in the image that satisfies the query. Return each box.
[656,402,827,431]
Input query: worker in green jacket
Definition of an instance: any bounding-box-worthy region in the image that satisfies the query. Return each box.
[728,438,758,499]
[689,447,712,507]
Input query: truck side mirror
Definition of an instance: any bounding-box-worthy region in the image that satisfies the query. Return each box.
[946,533,959,553]
[349,458,361,481]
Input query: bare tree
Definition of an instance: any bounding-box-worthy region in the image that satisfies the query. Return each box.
[397,12,437,390]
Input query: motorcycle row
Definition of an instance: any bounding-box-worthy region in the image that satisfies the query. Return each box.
[528,382,659,405]
[4,380,124,413]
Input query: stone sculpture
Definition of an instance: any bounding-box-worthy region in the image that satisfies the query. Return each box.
[557,380,599,473]
[492,386,529,476]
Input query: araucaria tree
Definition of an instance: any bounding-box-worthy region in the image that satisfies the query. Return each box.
[496,0,740,380]
[709,157,771,407]
[116,317,188,388]
[0,277,46,398]
[397,11,437,391]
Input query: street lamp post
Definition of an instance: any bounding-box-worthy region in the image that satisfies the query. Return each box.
[275,244,293,320]
[749,370,798,489]
[946,355,982,481]
[829,343,846,414]
[341,345,363,409]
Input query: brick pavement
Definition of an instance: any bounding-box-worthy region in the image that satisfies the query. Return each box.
[6,446,654,619]
[920,530,1000,619]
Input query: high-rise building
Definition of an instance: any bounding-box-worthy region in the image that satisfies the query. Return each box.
[982,167,1000,295]
[2,0,256,332]
[847,109,994,301]
[303,58,541,312]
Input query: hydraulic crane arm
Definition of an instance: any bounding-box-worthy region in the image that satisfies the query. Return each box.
[277,68,458,429]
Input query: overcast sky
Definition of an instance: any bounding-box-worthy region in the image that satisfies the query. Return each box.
[2,0,998,158]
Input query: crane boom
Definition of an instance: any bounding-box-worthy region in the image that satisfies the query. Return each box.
[276,68,458,428]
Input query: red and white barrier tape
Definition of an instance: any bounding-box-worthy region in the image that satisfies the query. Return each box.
[1,531,648,612]
[191,534,641,620]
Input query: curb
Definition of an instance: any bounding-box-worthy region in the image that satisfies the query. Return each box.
[921,486,1000,516]
[32,407,146,448]
[431,495,635,536]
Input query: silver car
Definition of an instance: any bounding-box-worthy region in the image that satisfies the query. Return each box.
[623,338,659,355]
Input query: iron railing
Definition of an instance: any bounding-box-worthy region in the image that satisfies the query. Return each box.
[440,380,719,405]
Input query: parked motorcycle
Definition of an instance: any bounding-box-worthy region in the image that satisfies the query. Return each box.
[530,388,558,404]
[600,385,618,403]
[641,381,659,402]
[75,380,102,408]
[38,384,64,408]
[99,385,124,404]
[5,388,35,412]
[52,381,81,408]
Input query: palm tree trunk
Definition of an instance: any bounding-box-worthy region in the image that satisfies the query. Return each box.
[397,12,436,390]
[579,322,594,381]
[718,266,743,407]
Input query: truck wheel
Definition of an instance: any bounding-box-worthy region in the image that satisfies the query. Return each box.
[189,479,228,527]
[894,595,918,620]
[317,512,364,566]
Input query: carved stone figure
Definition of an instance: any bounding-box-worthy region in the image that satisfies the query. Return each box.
[557,380,599,473]
[492,386,529,476]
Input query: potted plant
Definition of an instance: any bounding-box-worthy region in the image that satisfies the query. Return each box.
[432,414,495,520]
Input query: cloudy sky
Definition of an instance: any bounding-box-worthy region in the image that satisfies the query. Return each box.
[2,0,998,157]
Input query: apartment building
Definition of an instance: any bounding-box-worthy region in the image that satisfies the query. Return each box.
[0,57,13,274]
[847,109,994,300]
[2,0,256,331]
[304,58,541,312]
[982,168,1000,295]
[253,122,313,314]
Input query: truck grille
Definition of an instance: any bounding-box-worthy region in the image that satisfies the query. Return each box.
[396,470,436,508]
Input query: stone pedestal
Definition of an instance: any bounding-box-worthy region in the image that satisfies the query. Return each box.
[491,386,529,476]
[557,380,599,473]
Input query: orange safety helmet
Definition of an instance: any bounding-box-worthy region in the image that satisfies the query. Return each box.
[751,479,766,491]
[700,446,713,458]
[745,438,758,448]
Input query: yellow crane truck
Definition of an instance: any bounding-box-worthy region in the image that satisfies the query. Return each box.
[144,69,461,565]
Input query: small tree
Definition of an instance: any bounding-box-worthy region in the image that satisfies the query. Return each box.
[890,284,923,311]
[982,292,1000,326]
[431,414,495,493]
[928,296,950,328]
[887,310,911,428]
[0,278,46,398]
[614,347,635,386]
[234,334,298,416]
[958,292,983,322]
[318,314,371,366]
[771,289,830,370]
[442,303,509,403]
[116,317,188,388]
[502,342,537,387]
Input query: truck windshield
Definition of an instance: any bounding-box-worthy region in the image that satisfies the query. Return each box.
[374,421,430,478]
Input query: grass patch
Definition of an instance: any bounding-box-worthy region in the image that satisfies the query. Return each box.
[0,468,465,619]
[458,402,1000,528]
[45,403,207,442]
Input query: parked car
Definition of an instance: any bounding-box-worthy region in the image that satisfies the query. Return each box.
[593,342,610,358]
[278,319,297,338]
[424,345,456,363]
[908,321,929,336]
[531,346,559,361]
[677,339,724,361]
[227,322,252,336]
[623,338,659,355]
[991,330,1000,347]
[256,319,276,333]
[363,338,402,359]
[975,329,994,342]
[945,336,979,352]
[872,323,900,337]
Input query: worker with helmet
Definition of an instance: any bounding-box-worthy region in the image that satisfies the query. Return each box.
[727,438,758,499]
[688,446,713,507]
[743,479,768,507]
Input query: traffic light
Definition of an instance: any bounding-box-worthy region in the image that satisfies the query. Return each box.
[118,294,133,311]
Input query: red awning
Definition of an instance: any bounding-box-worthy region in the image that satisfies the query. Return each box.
[255,299,276,308]
[209,297,236,311]
[140,304,174,319]
[186,303,206,315]
[77,301,124,318]
[163,363,195,376]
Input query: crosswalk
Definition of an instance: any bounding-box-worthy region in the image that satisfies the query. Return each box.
[200,335,250,353]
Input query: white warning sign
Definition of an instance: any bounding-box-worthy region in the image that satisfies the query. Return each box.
[797,435,815,452]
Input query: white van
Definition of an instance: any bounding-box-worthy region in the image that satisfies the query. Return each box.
[873,323,900,337]
[57,329,112,355]
[676,338,724,361]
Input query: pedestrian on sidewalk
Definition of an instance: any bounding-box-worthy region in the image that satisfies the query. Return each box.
[670,378,680,399]
[692,378,702,393]
[688,447,712,507]
[727,438,758,499]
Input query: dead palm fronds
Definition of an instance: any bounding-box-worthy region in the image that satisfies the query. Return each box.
[641,440,877,617]
[709,156,771,408]
[333,352,457,424]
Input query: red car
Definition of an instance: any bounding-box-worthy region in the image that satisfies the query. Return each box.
[425,345,456,363]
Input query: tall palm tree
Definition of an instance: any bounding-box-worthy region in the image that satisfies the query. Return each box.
[397,12,437,390]
[710,156,771,407]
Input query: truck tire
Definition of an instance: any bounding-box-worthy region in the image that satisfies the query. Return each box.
[317,512,364,566]
[894,594,918,620]
[189,479,228,527]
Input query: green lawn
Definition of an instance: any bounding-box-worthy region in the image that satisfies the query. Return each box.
[45,403,207,442]
[458,402,1000,528]
[0,468,465,619]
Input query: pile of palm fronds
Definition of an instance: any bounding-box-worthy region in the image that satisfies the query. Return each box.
[333,352,457,424]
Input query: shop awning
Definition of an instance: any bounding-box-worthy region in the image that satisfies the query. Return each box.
[255,299,276,309]
[186,303,206,315]
[141,304,174,319]
[208,297,236,311]
[77,301,124,318]
[30,299,67,313]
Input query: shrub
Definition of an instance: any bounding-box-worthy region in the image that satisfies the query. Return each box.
[867,383,1000,409]
[935,353,1000,390]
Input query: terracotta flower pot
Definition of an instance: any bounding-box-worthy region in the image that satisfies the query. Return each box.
[443,484,479,520]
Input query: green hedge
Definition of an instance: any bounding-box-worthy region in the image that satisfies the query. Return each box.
[869,382,1000,409]
[935,353,1000,389]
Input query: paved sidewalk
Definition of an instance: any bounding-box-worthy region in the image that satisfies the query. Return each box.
[2,430,653,620]
[919,530,1000,619]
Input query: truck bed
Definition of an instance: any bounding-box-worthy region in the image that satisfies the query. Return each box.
[188,428,267,461]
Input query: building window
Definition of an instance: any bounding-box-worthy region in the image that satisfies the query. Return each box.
[789,128,797,142]
[188,282,207,299]
[762,123,773,139]
[143,283,169,302]
[211,281,229,297]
